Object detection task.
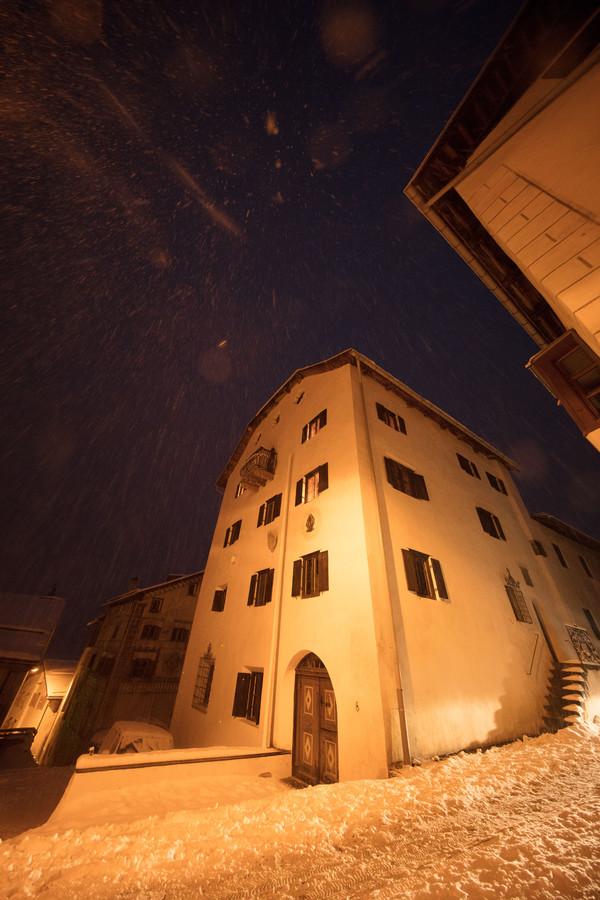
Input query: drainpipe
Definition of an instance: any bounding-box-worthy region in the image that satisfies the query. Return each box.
[356,358,412,765]
[264,450,295,749]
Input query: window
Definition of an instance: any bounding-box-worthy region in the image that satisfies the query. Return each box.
[95,655,114,677]
[192,655,215,711]
[402,549,449,601]
[476,507,506,541]
[140,623,161,640]
[232,670,263,723]
[187,582,199,596]
[257,493,282,526]
[292,551,329,598]
[486,472,507,494]
[553,543,568,568]
[212,587,227,612]
[235,483,246,499]
[505,583,533,624]
[224,519,242,547]
[376,402,406,434]
[583,609,600,640]
[519,566,534,587]
[170,627,189,643]
[579,555,593,578]
[530,540,547,556]
[247,568,274,607]
[130,657,155,679]
[295,463,328,505]
[385,457,429,500]
[302,409,327,443]
[149,598,162,613]
[457,453,480,478]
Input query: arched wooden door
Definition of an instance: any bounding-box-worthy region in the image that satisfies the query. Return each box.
[292,653,338,785]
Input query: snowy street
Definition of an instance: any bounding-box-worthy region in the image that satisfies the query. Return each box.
[2,723,600,899]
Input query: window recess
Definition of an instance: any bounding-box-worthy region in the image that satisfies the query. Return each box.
[376,402,406,434]
[530,540,547,556]
[295,463,328,505]
[212,587,227,612]
[257,493,282,526]
[247,568,274,607]
[402,549,449,601]
[457,453,480,478]
[302,409,327,443]
[292,551,329,598]
[224,519,242,547]
[486,472,507,494]
[232,670,263,723]
[385,457,429,500]
[553,543,568,568]
[505,573,533,624]
[476,506,506,541]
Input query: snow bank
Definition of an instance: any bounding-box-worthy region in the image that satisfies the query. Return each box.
[2,724,600,899]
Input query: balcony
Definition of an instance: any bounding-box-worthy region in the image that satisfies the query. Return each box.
[239,447,277,487]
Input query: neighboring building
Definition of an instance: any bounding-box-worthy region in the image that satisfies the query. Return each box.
[0,591,67,725]
[1,659,77,761]
[171,350,600,784]
[42,572,202,765]
[405,1,600,450]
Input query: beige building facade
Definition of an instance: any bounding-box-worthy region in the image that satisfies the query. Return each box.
[171,350,600,783]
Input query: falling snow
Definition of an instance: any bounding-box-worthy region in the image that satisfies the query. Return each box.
[1,0,599,660]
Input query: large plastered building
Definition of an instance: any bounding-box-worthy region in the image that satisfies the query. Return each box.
[171,350,600,784]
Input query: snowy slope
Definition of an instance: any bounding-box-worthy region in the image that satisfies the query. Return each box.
[2,723,600,899]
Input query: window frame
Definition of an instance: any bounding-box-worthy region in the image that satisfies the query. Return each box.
[302,409,327,443]
[170,627,189,643]
[130,656,156,679]
[140,623,161,640]
[295,463,328,505]
[232,670,263,723]
[553,543,568,568]
[476,506,506,541]
[224,519,242,547]
[247,568,274,607]
[486,472,508,494]
[149,598,162,613]
[530,539,547,556]
[402,548,449,601]
[384,457,429,500]
[257,493,282,527]
[291,550,329,598]
[376,401,406,434]
[505,583,533,624]
[192,655,215,711]
[457,453,480,478]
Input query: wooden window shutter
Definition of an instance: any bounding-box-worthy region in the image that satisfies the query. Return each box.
[295,478,303,506]
[292,559,302,596]
[223,527,231,547]
[398,416,406,435]
[476,507,492,535]
[273,493,282,518]
[431,558,448,599]
[376,402,386,422]
[319,463,328,493]
[472,462,480,479]
[248,672,263,723]
[232,673,250,717]
[248,574,257,606]
[402,549,420,593]
[412,472,429,501]
[319,409,327,428]
[257,504,265,527]
[493,514,506,541]
[385,457,400,489]
[317,551,329,592]
[301,424,308,444]
[233,520,241,541]
[265,568,274,604]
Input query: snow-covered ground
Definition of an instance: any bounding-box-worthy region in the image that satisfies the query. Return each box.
[2,723,600,899]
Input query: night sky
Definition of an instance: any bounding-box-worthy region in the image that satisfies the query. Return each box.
[3,0,600,659]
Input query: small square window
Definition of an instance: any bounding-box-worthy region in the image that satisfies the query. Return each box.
[291,551,329,598]
[302,410,327,443]
[376,402,406,434]
[140,623,161,640]
[457,453,480,478]
[295,464,328,505]
[224,519,242,547]
[248,569,274,606]
[486,472,507,494]
[476,507,506,541]
[149,598,162,613]
[257,493,282,526]
[212,587,227,612]
[519,566,534,586]
[402,548,449,601]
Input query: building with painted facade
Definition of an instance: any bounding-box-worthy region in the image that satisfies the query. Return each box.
[405,0,600,450]
[43,572,202,765]
[171,350,600,784]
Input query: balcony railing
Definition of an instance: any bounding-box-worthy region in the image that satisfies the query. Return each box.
[239,447,277,487]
